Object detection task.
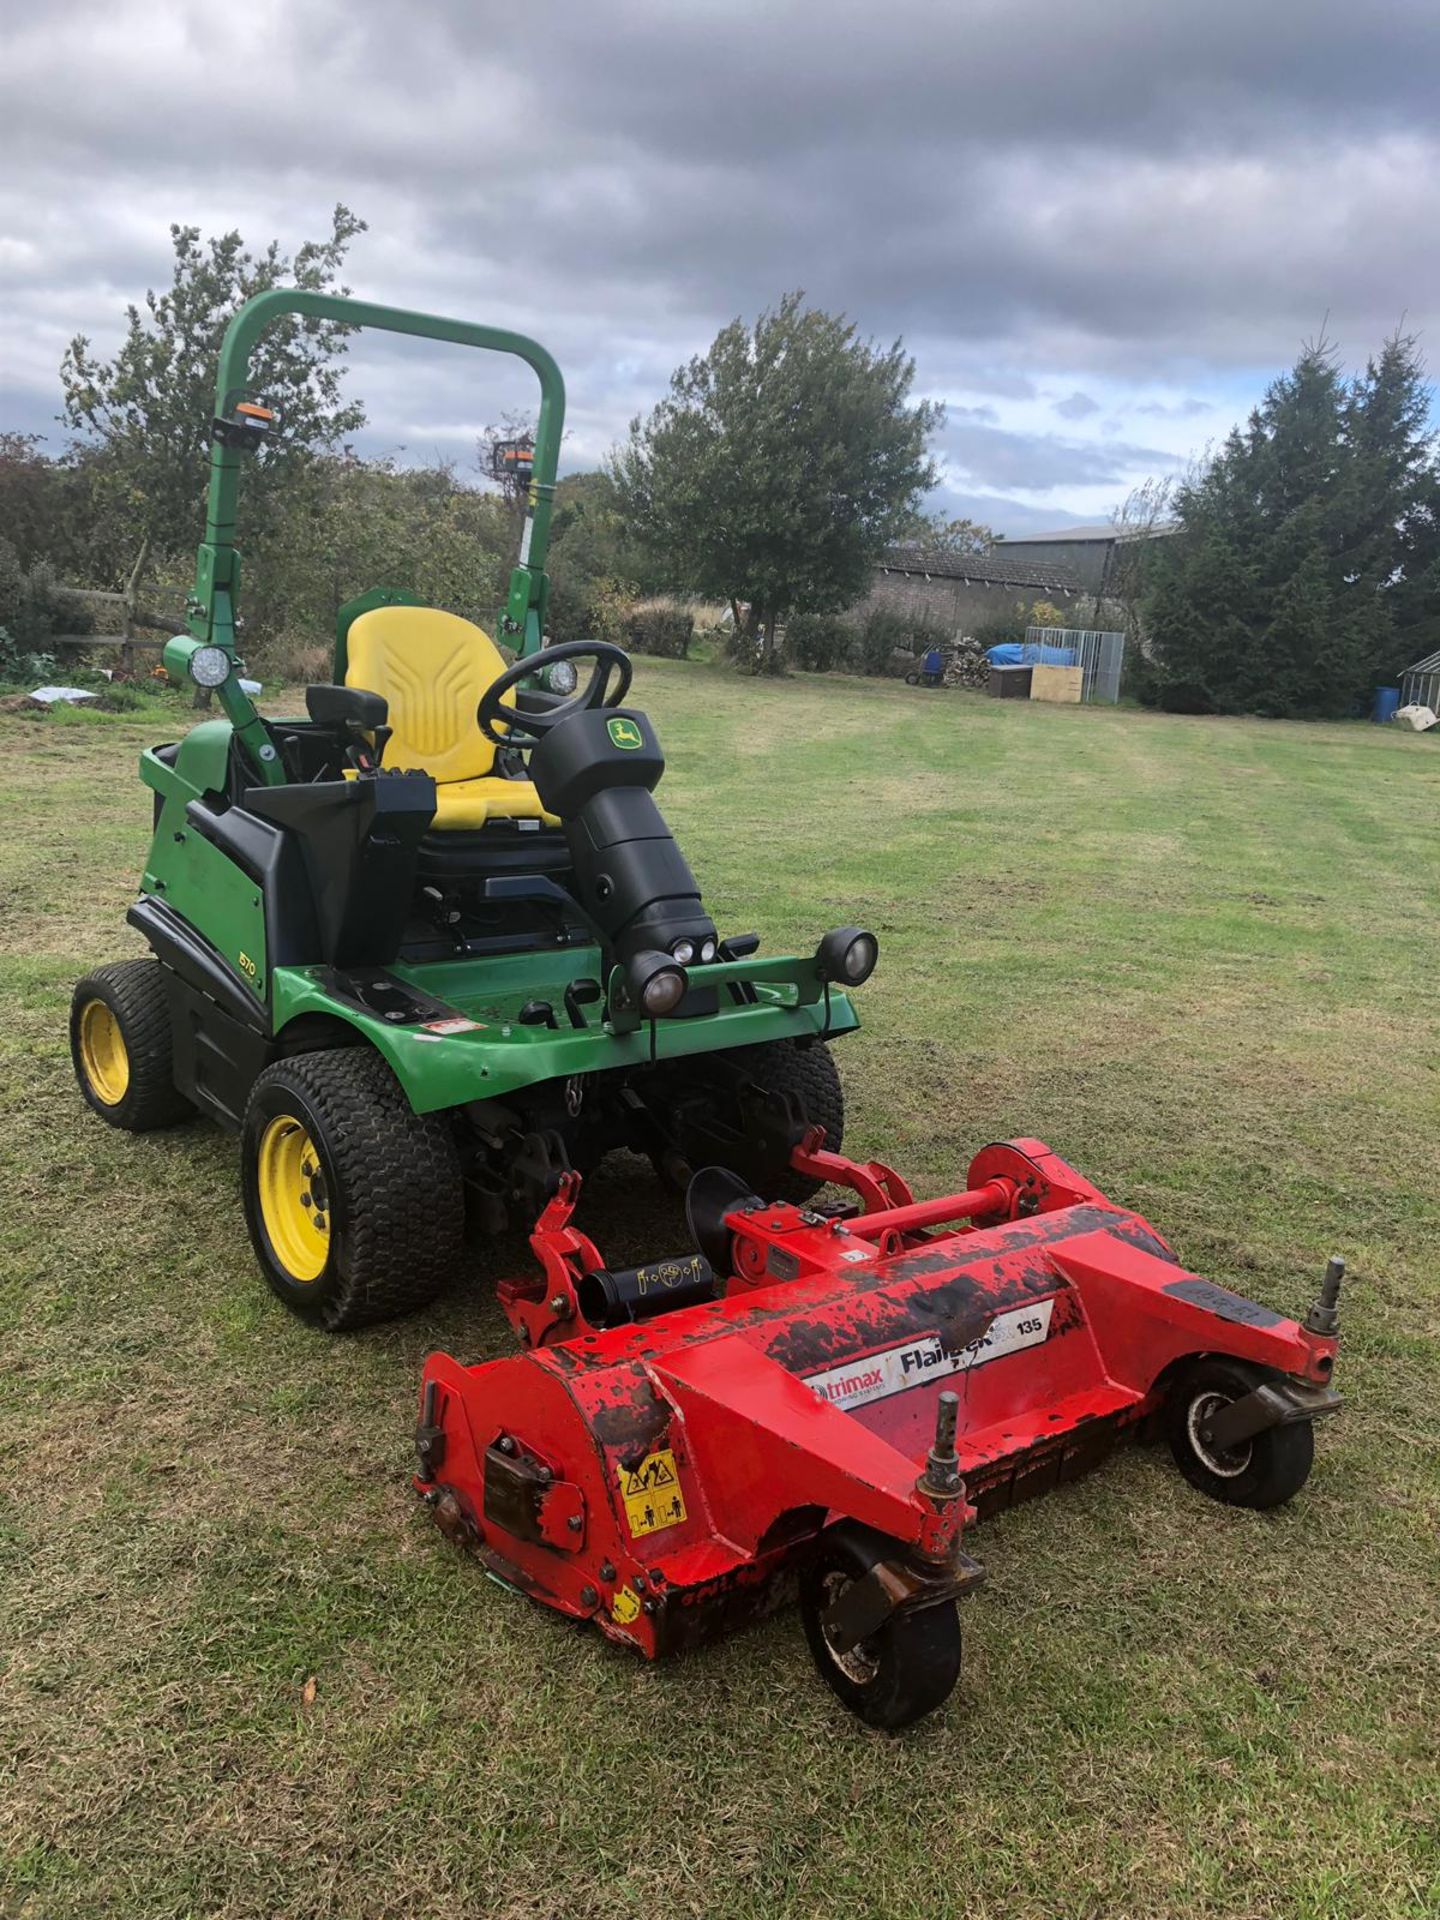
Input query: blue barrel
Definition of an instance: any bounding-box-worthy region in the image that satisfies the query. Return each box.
[1372,686,1401,724]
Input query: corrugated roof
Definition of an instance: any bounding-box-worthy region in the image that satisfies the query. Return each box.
[998,522,1177,546]
[879,545,1083,593]
[996,523,1118,543]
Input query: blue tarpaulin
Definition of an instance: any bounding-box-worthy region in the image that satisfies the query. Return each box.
[986,642,1077,667]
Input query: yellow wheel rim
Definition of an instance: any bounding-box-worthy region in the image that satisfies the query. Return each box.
[78,999,130,1105]
[257,1114,331,1283]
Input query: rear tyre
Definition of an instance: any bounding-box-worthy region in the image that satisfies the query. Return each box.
[726,1038,845,1202]
[1166,1357,1315,1510]
[71,960,194,1131]
[241,1047,465,1331]
[799,1522,962,1731]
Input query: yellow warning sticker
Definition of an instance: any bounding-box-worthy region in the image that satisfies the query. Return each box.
[611,1587,642,1625]
[617,1448,688,1538]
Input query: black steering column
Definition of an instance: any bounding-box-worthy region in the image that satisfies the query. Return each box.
[479,645,718,1016]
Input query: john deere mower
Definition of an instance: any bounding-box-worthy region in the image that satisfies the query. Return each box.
[71,290,870,1328]
[72,290,1346,1730]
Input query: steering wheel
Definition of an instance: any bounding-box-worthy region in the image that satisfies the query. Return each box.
[477,641,633,745]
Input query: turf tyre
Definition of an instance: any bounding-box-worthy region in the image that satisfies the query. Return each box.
[70,960,194,1131]
[724,1038,845,1202]
[799,1522,962,1731]
[241,1047,465,1331]
[1166,1357,1315,1510]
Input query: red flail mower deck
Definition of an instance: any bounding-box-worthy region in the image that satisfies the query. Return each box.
[416,1134,1342,1728]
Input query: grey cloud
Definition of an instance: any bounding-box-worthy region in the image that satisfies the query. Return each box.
[940,422,1179,493]
[1054,392,1101,421]
[2,0,1437,519]
[1136,397,1215,418]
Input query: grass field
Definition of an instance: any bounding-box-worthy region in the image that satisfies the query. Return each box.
[2,664,1438,1920]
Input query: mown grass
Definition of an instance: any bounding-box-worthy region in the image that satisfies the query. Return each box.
[1,665,1438,1920]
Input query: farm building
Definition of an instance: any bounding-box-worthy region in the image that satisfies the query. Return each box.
[992,521,1176,599]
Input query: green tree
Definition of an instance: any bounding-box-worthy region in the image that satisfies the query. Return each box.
[613,292,940,670]
[59,207,367,567]
[236,453,514,665]
[1141,334,1438,717]
[894,508,994,554]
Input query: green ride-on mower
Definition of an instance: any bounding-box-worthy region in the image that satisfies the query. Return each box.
[71,290,875,1329]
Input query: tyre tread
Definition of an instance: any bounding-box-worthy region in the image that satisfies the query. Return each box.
[244,1048,464,1330]
[72,959,193,1131]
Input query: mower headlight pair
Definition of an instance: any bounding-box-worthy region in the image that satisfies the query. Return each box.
[669,936,718,966]
[815,926,879,986]
[628,949,687,1017]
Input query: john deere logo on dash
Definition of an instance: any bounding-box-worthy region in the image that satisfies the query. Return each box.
[608,717,644,750]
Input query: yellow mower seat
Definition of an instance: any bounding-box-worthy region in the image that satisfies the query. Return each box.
[345,605,556,830]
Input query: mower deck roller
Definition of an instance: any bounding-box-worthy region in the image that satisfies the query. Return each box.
[417,1134,1341,1729]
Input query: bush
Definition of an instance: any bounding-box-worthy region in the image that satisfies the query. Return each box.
[96,681,147,711]
[855,609,914,675]
[628,602,694,658]
[852,609,950,675]
[0,542,92,658]
[786,612,854,673]
[0,623,56,685]
[547,572,636,649]
[248,636,330,685]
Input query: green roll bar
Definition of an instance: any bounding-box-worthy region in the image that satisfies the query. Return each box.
[164,290,566,784]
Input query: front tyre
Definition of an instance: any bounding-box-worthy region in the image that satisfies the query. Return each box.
[725,1038,845,1202]
[799,1523,962,1731]
[71,961,194,1131]
[1166,1357,1315,1510]
[241,1048,464,1331]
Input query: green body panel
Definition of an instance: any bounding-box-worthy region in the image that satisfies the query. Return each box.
[135,728,859,1100]
[139,734,268,1003]
[139,849,267,1011]
[154,724,233,799]
[270,950,859,1111]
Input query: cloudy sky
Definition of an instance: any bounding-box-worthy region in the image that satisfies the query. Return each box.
[3,0,1438,535]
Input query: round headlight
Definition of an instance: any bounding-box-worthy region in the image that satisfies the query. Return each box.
[840,932,878,981]
[699,938,717,964]
[641,966,686,1016]
[815,926,879,986]
[544,658,579,696]
[189,645,232,689]
[670,938,696,965]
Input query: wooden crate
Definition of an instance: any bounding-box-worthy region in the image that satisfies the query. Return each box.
[1030,663,1083,704]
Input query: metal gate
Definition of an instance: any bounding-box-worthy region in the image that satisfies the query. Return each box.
[1023,626,1126,704]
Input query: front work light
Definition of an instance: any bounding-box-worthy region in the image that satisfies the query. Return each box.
[543,657,579,696]
[189,645,233,688]
[815,926,879,986]
[627,948,688,1018]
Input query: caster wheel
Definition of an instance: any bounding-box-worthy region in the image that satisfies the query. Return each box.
[1166,1357,1315,1510]
[799,1522,962,1730]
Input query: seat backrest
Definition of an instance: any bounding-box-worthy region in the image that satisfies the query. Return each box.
[346,606,507,784]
